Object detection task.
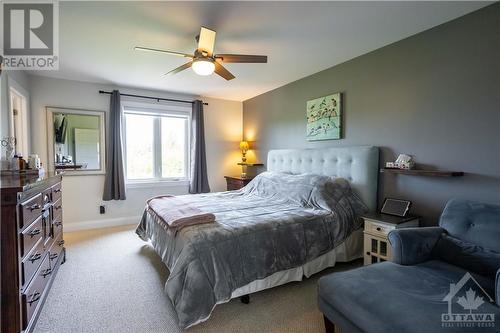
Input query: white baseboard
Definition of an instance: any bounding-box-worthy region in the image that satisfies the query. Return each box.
[64,215,141,232]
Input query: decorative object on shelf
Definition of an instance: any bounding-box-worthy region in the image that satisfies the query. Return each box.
[385,153,415,170]
[239,140,249,162]
[380,168,464,177]
[382,153,464,177]
[306,92,342,141]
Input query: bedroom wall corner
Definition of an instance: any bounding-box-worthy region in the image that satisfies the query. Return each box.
[202,97,243,192]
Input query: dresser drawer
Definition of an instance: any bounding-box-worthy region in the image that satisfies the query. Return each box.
[21,254,52,330]
[20,194,43,230]
[53,233,65,255]
[52,182,62,202]
[20,216,44,258]
[20,238,45,288]
[227,179,245,190]
[52,214,63,240]
[52,198,63,220]
[48,234,64,268]
[364,220,395,237]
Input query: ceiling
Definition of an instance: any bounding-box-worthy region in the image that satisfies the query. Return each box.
[31,1,489,101]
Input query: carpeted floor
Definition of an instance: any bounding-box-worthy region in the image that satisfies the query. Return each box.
[34,225,361,333]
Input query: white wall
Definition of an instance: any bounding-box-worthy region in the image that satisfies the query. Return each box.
[29,75,242,231]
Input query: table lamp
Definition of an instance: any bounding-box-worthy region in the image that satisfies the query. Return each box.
[239,141,249,177]
[239,141,249,163]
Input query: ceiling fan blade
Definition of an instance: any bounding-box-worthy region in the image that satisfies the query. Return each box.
[165,62,192,76]
[197,27,216,56]
[135,46,193,58]
[214,61,235,81]
[215,54,267,63]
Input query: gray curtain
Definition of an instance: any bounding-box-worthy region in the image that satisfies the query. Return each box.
[189,100,210,194]
[103,90,126,200]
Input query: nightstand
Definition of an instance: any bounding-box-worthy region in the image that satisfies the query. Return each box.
[224,176,254,191]
[362,213,420,265]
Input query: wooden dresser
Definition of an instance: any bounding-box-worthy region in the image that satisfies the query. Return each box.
[1,172,66,333]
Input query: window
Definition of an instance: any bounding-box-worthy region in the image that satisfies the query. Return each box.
[123,106,189,183]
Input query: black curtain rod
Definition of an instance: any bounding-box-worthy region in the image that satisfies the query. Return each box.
[98,90,208,105]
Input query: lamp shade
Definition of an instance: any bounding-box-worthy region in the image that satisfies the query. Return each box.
[239,141,249,151]
[192,59,215,76]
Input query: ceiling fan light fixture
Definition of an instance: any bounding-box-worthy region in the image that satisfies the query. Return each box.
[192,59,215,76]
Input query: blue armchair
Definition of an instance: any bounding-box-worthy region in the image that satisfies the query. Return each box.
[318,199,500,333]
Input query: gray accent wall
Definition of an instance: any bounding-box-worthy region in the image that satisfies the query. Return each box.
[243,4,500,225]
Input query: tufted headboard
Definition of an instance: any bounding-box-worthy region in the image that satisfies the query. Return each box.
[267,146,379,211]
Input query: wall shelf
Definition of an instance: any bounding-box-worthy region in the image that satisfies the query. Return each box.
[380,168,464,177]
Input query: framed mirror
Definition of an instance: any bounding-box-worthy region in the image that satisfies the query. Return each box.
[46,107,106,175]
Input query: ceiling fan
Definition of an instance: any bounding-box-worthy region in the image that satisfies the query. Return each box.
[135,27,267,80]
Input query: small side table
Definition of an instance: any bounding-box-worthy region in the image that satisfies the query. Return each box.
[362,213,420,265]
[224,176,254,191]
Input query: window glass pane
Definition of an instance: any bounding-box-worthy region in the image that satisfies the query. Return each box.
[125,114,154,179]
[161,117,186,178]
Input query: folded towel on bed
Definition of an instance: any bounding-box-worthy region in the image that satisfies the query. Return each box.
[146,195,215,231]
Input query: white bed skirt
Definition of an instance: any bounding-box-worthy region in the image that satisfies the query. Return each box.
[230,228,363,298]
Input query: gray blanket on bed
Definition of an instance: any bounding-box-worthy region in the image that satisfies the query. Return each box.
[136,172,366,328]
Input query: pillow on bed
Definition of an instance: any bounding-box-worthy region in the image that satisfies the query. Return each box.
[244,171,367,221]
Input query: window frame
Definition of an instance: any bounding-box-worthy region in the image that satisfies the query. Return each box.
[122,101,191,186]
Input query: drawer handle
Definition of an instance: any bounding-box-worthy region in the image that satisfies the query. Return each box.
[29,204,41,211]
[376,227,382,231]
[366,251,370,255]
[29,229,41,237]
[28,253,42,263]
[27,292,41,305]
[54,221,62,227]
[41,268,52,278]
[49,253,59,261]
[55,205,62,210]
[54,189,61,193]
[58,240,65,246]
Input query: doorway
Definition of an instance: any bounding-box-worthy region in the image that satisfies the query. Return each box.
[9,87,29,157]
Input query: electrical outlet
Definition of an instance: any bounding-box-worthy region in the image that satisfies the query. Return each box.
[100,205,105,214]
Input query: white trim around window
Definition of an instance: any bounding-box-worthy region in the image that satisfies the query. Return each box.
[121,101,191,187]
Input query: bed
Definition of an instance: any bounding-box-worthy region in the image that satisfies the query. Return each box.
[136,146,379,328]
